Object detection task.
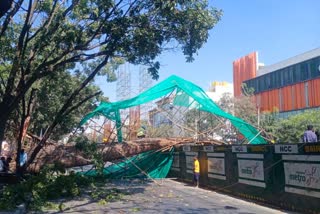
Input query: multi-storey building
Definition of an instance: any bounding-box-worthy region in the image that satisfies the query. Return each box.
[233,48,320,118]
[206,81,233,102]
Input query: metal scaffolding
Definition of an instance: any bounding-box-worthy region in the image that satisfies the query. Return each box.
[139,66,154,121]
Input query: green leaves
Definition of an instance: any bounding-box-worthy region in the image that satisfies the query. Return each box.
[0,0,221,149]
[30,71,103,140]
[273,110,320,143]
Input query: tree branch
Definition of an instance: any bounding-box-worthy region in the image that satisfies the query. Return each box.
[0,0,23,38]
[64,91,102,117]
[26,56,110,167]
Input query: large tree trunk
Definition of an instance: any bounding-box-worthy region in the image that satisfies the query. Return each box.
[27,138,191,173]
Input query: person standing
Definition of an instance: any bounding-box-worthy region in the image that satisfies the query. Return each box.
[303,125,318,143]
[315,130,320,142]
[0,156,5,172]
[193,156,200,188]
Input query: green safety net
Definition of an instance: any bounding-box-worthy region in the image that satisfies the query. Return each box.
[81,149,173,179]
[80,75,266,144]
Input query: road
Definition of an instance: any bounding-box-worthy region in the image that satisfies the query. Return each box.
[45,179,290,214]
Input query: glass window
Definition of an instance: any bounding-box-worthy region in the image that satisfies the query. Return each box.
[291,66,296,83]
[300,62,308,81]
[259,76,264,92]
[276,70,281,88]
[295,64,301,82]
[310,57,320,78]
[288,66,293,84]
[280,69,285,86]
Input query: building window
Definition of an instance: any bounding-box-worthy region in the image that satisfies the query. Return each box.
[300,63,308,81]
[310,58,320,78]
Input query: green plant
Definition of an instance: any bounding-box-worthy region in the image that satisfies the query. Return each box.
[75,136,105,175]
[0,169,94,211]
[273,109,320,143]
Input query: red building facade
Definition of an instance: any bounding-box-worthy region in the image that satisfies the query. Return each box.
[233,48,320,117]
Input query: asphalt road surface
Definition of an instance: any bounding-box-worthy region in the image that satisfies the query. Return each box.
[45,179,290,214]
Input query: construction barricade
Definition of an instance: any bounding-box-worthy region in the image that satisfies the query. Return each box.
[169,143,320,213]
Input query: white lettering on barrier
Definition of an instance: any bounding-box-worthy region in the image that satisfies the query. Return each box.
[232,146,247,153]
[203,146,214,152]
[238,159,264,181]
[275,145,298,154]
[284,162,320,190]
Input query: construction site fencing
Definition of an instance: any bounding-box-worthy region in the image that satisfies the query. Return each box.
[168,143,320,214]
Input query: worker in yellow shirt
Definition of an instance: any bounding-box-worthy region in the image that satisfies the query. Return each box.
[137,126,146,139]
[193,156,200,188]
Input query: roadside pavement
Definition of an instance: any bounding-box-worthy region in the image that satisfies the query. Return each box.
[43,179,290,214]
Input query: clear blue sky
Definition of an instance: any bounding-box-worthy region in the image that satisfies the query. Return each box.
[98,0,320,102]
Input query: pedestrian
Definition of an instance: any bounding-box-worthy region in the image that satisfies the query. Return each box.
[193,155,200,188]
[19,149,27,167]
[303,125,318,143]
[315,130,320,142]
[137,126,146,139]
[0,156,5,172]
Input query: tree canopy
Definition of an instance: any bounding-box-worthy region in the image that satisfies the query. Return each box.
[273,109,320,143]
[0,0,222,166]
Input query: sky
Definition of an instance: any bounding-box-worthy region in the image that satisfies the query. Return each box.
[97,0,320,102]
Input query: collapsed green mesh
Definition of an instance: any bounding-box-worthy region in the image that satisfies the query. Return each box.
[80,75,266,144]
[81,149,173,179]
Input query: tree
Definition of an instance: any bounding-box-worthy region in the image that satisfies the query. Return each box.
[0,0,222,157]
[218,91,278,143]
[273,110,320,143]
[184,108,221,139]
[0,0,13,18]
[29,72,105,141]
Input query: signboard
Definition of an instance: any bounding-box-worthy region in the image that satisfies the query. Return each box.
[203,146,214,152]
[238,160,264,181]
[275,144,298,154]
[284,162,320,190]
[183,145,191,152]
[232,145,247,153]
[208,158,225,175]
[215,146,227,152]
[304,144,320,153]
[249,146,267,153]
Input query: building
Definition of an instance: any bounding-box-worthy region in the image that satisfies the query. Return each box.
[233,48,320,118]
[206,81,234,102]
